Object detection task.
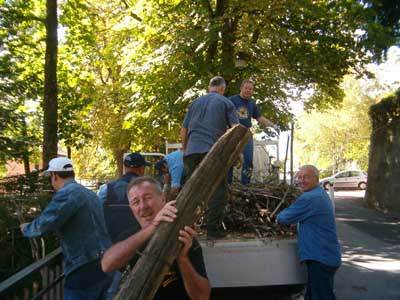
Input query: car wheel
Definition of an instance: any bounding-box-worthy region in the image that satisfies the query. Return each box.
[323,182,330,190]
[358,182,367,190]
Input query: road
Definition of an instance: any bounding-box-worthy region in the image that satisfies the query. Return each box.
[334,190,400,300]
[212,190,400,299]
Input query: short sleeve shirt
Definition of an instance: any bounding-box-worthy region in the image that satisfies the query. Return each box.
[229,95,261,128]
[182,92,239,156]
[165,150,184,188]
[117,228,208,300]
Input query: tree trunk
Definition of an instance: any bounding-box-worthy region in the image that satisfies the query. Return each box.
[21,117,30,174]
[113,148,125,178]
[115,124,251,300]
[42,0,58,169]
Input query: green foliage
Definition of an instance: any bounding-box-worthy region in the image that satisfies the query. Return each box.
[0,0,45,166]
[369,88,400,129]
[295,71,398,172]
[0,172,56,281]
[1,0,399,176]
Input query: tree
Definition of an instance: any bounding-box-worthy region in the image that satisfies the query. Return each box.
[0,0,44,170]
[295,48,400,173]
[42,0,58,168]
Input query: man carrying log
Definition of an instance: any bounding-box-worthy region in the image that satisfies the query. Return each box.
[181,76,239,238]
[101,176,211,300]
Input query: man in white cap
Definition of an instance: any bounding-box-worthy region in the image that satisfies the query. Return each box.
[20,157,112,300]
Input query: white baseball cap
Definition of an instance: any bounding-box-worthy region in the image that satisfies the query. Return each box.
[43,157,74,175]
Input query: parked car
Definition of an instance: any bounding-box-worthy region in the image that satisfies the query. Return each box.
[319,170,367,190]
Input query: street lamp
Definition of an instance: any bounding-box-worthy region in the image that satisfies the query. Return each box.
[235,52,248,69]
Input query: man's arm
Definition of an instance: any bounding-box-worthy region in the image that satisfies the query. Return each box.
[22,191,80,237]
[177,226,211,300]
[257,116,278,130]
[101,201,178,272]
[277,195,312,225]
[97,184,108,204]
[101,222,157,272]
[180,127,188,153]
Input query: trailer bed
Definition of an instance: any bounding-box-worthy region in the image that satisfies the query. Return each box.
[199,237,307,288]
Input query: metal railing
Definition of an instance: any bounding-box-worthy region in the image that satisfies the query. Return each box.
[0,248,64,300]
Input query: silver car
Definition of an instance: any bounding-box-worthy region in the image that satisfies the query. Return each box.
[319,170,367,190]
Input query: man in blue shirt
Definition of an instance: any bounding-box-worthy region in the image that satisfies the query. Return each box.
[229,80,279,185]
[181,76,239,238]
[155,150,184,200]
[20,157,112,300]
[277,165,341,300]
[97,153,150,300]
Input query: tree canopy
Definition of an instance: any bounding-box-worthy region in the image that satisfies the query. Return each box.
[0,0,399,177]
[295,47,400,174]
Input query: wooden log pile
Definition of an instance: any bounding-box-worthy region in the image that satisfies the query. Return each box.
[222,182,302,238]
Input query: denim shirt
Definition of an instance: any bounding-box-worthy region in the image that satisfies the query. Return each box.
[23,179,111,276]
[277,185,341,267]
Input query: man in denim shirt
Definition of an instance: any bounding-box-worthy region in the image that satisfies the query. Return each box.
[277,165,341,300]
[20,157,112,300]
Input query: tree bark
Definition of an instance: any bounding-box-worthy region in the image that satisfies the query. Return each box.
[42,0,58,169]
[115,124,251,300]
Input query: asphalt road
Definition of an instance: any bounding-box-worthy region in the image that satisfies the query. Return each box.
[334,190,400,300]
[212,190,400,299]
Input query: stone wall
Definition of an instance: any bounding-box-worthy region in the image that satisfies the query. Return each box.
[365,90,400,213]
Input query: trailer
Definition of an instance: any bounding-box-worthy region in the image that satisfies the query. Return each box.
[139,139,307,288]
[200,237,306,288]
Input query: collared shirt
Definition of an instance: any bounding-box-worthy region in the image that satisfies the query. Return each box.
[277,185,341,267]
[165,150,184,188]
[23,179,111,276]
[182,92,239,156]
[229,95,261,128]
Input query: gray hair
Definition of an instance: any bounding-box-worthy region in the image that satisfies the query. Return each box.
[127,176,162,196]
[299,165,320,178]
[209,76,226,87]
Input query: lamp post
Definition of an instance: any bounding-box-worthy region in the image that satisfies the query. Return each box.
[235,52,248,69]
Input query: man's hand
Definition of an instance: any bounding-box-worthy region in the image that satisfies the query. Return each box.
[273,124,280,133]
[19,223,28,232]
[163,173,171,185]
[152,200,177,227]
[178,226,197,259]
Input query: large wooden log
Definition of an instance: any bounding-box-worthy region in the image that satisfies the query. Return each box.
[115,124,251,300]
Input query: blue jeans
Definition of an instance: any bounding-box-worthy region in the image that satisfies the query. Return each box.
[106,271,122,300]
[228,138,253,185]
[64,259,113,300]
[305,260,338,300]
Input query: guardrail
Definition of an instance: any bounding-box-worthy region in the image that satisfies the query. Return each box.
[0,248,64,300]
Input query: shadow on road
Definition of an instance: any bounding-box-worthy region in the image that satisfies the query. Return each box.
[333,190,400,300]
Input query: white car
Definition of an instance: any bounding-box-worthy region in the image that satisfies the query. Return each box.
[319,170,367,190]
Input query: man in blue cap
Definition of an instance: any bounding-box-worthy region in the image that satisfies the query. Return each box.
[97,153,150,300]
